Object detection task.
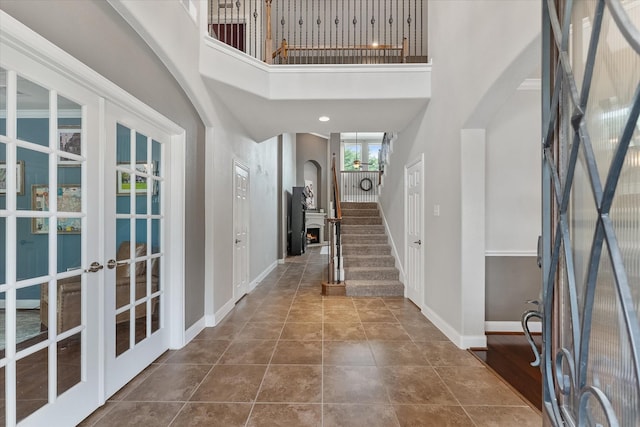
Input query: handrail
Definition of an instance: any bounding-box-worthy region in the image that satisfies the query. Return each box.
[324,153,343,288]
[332,154,342,220]
[274,38,409,64]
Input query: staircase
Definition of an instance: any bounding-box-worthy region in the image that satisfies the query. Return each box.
[340,202,404,297]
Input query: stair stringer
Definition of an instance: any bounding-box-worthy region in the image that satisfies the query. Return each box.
[379,203,406,292]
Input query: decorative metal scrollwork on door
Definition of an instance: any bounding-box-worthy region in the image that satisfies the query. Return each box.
[541,0,640,425]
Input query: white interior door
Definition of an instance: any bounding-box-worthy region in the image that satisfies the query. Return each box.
[405,157,423,306]
[103,103,168,397]
[0,65,101,426]
[233,161,249,301]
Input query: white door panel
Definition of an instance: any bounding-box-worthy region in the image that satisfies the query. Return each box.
[233,162,249,301]
[405,157,423,306]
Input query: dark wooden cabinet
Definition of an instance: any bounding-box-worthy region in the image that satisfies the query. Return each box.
[289,186,308,255]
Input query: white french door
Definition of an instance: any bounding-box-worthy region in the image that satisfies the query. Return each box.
[0,63,102,426]
[405,156,424,306]
[233,161,249,301]
[103,103,168,397]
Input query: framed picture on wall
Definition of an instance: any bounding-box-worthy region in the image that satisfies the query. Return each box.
[0,160,25,195]
[32,184,82,234]
[58,125,82,165]
[116,163,153,194]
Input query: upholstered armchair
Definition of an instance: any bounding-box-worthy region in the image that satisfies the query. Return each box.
[40,241,159,332]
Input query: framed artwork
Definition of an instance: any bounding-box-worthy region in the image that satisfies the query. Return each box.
[58,125,81,165]
[32,184,82,234]
[117,163,153,194]
[0,160,25,195]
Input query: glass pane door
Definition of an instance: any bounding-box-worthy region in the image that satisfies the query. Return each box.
[0,66,100,426]
[104,103,166,397]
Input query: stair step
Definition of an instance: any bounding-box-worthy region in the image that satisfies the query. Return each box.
[341,202,378,210]
[341,225,386,235]
[345,280,404,297]
[342,244,390,256]
[344,267,399,281]
[341,234,388,244]
[343,255,396,267]
[341,216,382,225]
[341,208,379,217]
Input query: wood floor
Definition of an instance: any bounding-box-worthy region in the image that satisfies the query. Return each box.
[472,333,543,410]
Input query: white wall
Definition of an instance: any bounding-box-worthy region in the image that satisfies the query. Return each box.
[485,87,541,254]
[378,0,540,347]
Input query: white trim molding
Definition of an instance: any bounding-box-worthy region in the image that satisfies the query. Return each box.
[379,204,406,285]
[422,304,487,349]
[184,316,206,344]
[485,320,541,334]
[249,260,278,292]
[485,250,537,257]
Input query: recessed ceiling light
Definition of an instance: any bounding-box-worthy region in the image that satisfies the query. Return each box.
[318,116,330,122]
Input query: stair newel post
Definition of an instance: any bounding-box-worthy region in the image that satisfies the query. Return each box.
[264,0,273,64]
[335,221,342,283]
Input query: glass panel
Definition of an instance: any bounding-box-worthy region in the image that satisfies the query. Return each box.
[135,262,147,301]
[136,219,147,250]
[0,142,5,210]
[135,188,147,215]
[116,310,130,357]
[151,296,160,334]
[152,258,160,293]
[16,284,46,352]
[0,291,4,356]
[152,140,161,172]
[0,366,5,425]
[57,95,82,161]
[57,333,81,396]
[17,217,47,280]
[17,147,48,211]
[343,142,360,171]
[16,348,48,423]
[135,302,146,344]
[56,276,81,333]
[16,76,49,147]
[368,143,381,171]
[0,217,5,284]
[136,132,147,164]
[116,219,131,261]
[151,219,160,254]
[0,67,6,136]
[116,123,131,164]
[116,193,131,215]
[151,179,161,215]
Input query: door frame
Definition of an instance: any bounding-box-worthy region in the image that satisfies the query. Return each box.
[404,154,425,307]
[0,11,187,419]
[232,159,250,303]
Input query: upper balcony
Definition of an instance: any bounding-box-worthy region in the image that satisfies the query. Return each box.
[112,0,432,140]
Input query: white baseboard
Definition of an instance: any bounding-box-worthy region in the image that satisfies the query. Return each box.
[0,300,40,310]
[249,261,278,292]
[213,298,236,325]
[278,259,286,264]
[378,205,406,285]
[184,316,206,345]
[421,304,487,349]
[485,320,541,334]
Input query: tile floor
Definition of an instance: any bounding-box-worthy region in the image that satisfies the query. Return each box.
[80,247,542,426]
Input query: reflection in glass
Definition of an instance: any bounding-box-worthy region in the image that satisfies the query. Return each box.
[16,76,49,146]
[16,348,48,422]
[17,217,48,280]
[0,67,6,136]
[135,262,147,301]
[58,95,82,160]
[17,147,48,211]
[136,132,147,163]
[0,291,4,354]
[135,302,147,344]
[57,333,81,396]
[0,366,5,417]
[136,219,147,249]
[135,187,147,215]
[117,124,131,164]
[116,310,130,357]
[48,276,83,334]
[151,219,161,254]
[116,219,131,260]
[151,296,160,334]
[0,142,6,210]
[0,217,5,284]
[151,179,161,215]
[16,284,46,352]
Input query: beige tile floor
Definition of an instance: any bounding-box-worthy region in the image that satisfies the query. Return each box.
[80,247,542,426]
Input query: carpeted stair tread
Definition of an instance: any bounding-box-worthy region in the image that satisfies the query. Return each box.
[344,267,399,280]
[343,255,396,267]
[341,209,380,217]
[345,280,405,297]
[342,202,378,209]
[341,225,386,234]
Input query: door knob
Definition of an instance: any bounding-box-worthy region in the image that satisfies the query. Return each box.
[414,240,422,245]
[84,262,104,273]
[235,239,242,244]
[107,259,129,269]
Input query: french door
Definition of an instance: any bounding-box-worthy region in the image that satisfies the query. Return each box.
[542,1,640,425]
[103,103,168,397]
[0,64,101,426]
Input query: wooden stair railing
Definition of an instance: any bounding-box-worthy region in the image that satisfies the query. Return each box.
[323,153,345,295]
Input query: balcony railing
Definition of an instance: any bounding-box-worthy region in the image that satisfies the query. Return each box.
[208,0,427,65]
